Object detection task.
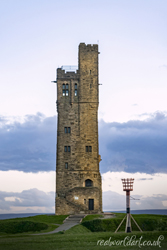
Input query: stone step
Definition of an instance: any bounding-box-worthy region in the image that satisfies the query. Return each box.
[69,214,85,218]
[65,214,86,223]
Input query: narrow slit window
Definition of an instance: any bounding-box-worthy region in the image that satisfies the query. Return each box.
[86,146,88,152]
[65,162,68,169]
[68,146,71,152]
[64,146,67,152]
[63,84,65,96]
[66,84,69,96]
[75,83,77,96]
[64,127,67,133]
[68,127,71,133]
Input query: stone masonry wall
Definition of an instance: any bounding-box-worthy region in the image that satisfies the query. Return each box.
[55,43,102,215]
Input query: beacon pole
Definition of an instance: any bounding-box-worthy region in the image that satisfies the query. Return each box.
[115,178,142,233]
[121,178,134,233]
[126,190,131,232]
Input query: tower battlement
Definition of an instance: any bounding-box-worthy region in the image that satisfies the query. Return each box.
[79,43,98,52]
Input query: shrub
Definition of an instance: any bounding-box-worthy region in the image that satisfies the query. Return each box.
[0,221,48,234]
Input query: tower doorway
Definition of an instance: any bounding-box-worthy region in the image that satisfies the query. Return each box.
[89,199,94,210]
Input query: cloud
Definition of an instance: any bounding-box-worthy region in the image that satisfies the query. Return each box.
[0,111,167,174]
[0,113,56,172]
[159,64,167,69]
[103,191,167,211]
[0,189,55,214]
[137,178,153,181]
[99,111,167,174]
[1,188,166,214]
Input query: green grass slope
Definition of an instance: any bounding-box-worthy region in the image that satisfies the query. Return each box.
[0,213,166,250]
[82,213,167,232]
[0,231,166,250]
[0,214,68,235]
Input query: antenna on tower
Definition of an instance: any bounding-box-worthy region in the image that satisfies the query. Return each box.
[115,178,142,233]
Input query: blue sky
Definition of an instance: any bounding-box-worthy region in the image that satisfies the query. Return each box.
[0,0,167,213]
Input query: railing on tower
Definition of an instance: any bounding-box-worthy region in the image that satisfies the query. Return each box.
[61,65,78,72]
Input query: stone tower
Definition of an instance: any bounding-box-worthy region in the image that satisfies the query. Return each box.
[55,43,102,215]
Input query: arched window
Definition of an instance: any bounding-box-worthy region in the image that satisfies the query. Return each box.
[63,84,65,96]
[75,83,77,96]
[85,179,93,187]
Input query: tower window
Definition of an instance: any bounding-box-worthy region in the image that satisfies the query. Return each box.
[66,84,69,96]
[62,84,69,96]
[64,146,71,152]
[86,146,92,152]
[65,162,68,169]
[63,84,65,96]
[64,127,71,133]
[75,83,77,96]
[85,179,93,187]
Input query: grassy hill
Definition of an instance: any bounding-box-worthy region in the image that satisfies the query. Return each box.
[0,213,166,250]
[0,214,67,235]
[81,213,167,232]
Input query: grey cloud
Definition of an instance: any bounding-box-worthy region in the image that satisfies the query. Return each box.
[103,191,167,211]
[99,111,167,174]
[0,113,56,172]
[0,111,167,174]
[1,189,166,214]
[136,178,153,181]
[132,104,138,106]
[0,189,54,213]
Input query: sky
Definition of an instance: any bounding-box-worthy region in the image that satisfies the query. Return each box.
[0,0,167,213]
